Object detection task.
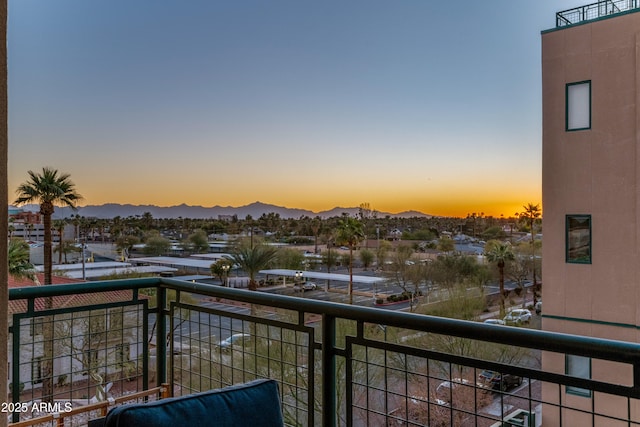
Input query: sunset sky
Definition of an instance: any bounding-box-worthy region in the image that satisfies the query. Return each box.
[8,1,584,218]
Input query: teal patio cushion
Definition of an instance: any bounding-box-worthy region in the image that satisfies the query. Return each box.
[103,379,284,427]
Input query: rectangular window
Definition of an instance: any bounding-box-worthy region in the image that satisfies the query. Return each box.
[566,215,591,264]
[566,354,591,397]
[566,81,591,131]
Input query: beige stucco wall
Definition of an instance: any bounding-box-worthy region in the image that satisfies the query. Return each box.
[542,10,640,426]
[543,11,640,335]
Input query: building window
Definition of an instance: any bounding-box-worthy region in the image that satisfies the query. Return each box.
[566,215,591,264]
[566,80,591,131]
[566,354,591,397]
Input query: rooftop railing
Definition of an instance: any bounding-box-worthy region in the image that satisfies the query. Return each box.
[557,0,640,27]
[7,277,640,426]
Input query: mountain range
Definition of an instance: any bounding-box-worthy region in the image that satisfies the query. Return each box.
[32,201,433,220]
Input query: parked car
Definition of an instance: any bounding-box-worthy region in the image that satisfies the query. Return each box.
[478,370,523,391]
[503,309,532,325]
[217,333,251,351]
[293,282,317,291]
[483,318,505,325]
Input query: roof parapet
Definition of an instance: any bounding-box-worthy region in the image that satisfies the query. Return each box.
[556,0,640,27]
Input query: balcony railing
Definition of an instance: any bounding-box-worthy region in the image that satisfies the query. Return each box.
[557,0,640,27]
[7,277,640,426]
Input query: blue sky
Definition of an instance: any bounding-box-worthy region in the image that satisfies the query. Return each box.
[8,0,584,217]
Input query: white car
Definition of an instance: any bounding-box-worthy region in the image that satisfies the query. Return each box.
[293,282,317,291]
[503,309,532,325]
[483,318,505,325]
[217,333,251,351]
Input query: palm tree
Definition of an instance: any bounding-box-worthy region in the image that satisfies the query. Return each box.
[8,238,36,281]
[335,216,365,303]
[14,168,82,285]
[486,241,515,314]
[14,167,82,403]
[310,217,322,254]
[520,203,541,297]
[54,240,81,264]
[226,242,279,290]
[52,218,68,264]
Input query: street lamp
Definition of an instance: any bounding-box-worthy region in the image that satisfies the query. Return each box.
[222,264,230,287]
[295,271,304,295]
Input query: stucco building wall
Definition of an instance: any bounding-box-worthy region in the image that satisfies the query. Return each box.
[542,8,640,425]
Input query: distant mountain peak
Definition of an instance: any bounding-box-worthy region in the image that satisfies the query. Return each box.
[36,202,433,220]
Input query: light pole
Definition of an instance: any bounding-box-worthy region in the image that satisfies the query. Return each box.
[295,271,303,293]
[81,243,86,281]
[222,264,230,287]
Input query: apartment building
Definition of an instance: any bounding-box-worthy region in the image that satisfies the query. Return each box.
[541,1,640,424]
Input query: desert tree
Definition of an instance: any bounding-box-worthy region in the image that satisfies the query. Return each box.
[276,247,306,271]
[184,229,209,254]
[8,238,36,281]
[375,239,391,270]
[358,248,374,270]
[143,231,171,256]
[437,237,455,254]
[385,244,424,312]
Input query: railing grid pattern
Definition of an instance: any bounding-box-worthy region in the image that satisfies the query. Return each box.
[169,300,317,426]
[9,294,153,425]
[557,0,640,27]
[7,278,640,426]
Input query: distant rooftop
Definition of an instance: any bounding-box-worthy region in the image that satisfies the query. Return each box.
[556,0,640,27]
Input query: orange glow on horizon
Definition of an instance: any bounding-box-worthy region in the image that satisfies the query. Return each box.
[13,169,541,219]
[75,188,539,219]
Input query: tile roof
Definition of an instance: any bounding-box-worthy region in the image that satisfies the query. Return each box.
[8,273,139,314]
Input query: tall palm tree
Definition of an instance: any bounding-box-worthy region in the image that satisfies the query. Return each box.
[226,242,279,290]
[8,238,36,281]
[14,167,82,285]
[52,218,68,265]
[310,217,322,254]
[520,203,541,295]
[486,241,515,315]
[335,216,365,303]
[14,167,81,403]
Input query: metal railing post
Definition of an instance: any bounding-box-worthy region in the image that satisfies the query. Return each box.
[10,318,20,424]
[322,314,337,427]
[156,285,167,392]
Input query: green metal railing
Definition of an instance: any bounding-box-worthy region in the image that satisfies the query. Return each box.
[556,0,640,27]
[8,277,640,426]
